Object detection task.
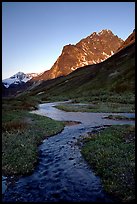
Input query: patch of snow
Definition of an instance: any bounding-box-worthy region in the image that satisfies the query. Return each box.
[22,77,31,83]
[88,61,93,64]
[71,67,76,71]
[98,30,103,35]
[37,91,45,95]
[4,84,9,88]
[14,81,20,85]
[65,80,69,83]
[100,59,104,62]
[102,52,110,57]
[3,78,18,85]
[109,71,119,77]
[98,29,111,36]
[82,56,86,61]
[26,72,41,78]
[96,59,101,63]
[82,61,88,65]
[92,60,97,64]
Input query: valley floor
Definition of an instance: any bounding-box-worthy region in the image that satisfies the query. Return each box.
[2,98,135,202]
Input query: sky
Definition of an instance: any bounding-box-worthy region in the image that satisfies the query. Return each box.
[2,2,135,79]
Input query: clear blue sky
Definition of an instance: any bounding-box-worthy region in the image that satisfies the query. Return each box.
[2,2,135,79]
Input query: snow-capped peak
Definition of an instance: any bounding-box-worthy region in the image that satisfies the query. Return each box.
[98,29,112,35]
[2,72,39,88]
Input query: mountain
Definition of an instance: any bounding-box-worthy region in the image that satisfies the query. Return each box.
[32,29,123,81]
[3,72,39,88]
[27,34,135,102]
[3,29,134,98]
[117,29,135,52]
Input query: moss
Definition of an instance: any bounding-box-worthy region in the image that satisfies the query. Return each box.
[80,125,135,202]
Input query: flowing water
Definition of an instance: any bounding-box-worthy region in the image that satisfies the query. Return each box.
[2,101,135,202]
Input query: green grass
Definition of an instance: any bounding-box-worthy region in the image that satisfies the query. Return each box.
[51,90,135,113]
[2,98,65,176]
[55,101,134,113]
[2,95,40,111]
[80,125,135,202]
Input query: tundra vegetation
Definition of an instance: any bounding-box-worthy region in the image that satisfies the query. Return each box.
[2,96,64,175]
[80,125,135,202]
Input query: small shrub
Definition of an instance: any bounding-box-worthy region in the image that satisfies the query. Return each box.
[2,121,28,132]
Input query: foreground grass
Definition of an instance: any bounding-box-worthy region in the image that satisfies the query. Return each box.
[2,98,64,176]
[80,125,135,202]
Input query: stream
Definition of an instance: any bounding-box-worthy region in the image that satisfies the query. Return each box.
[2,101,135,202]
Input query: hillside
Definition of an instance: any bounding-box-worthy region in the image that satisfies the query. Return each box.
[26,38,134,104]
[117,29,135,52]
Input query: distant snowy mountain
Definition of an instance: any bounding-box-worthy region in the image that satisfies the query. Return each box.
[3,72,39,88]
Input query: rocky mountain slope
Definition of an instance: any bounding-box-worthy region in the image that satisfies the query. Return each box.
[33,29,123,81]
[28,37,135,102]
[117,29,135,52]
